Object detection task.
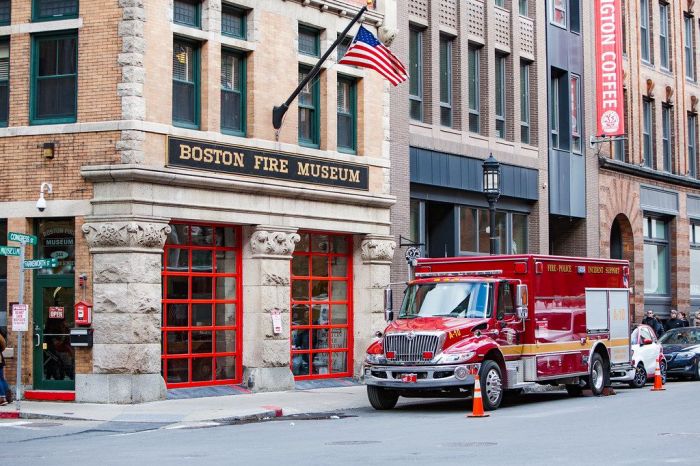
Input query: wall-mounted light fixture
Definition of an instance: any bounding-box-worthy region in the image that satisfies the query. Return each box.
[42,142,56,159]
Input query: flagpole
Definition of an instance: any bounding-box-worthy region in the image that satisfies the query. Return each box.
[272,4,368,131]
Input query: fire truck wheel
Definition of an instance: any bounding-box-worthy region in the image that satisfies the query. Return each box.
[628,364,647,389]
[565,384,583,397]
[367,385,399,410]
[479,360,504,411]
[587,353,606,396]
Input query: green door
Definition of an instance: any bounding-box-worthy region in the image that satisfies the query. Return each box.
[32,276,75,390]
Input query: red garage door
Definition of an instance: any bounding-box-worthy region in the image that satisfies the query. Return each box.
[162,222,242,387]
[290,232,353,380]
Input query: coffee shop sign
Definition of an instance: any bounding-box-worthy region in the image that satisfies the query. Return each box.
[168,137,369,191]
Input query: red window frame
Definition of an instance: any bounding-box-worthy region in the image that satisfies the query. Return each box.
[161,222,243,388]
[290,232,354,380]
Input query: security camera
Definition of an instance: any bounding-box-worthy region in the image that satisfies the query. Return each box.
[36,182,52,212]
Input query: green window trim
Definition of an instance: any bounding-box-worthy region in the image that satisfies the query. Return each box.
[298,24,320,57]
[32,0,79,22]
[337,75,356,154]
[0,38,9,127]
[220,48,246,137]
[0,0,10,26]
[172,37,200,129]
[30,31,78,125]
[221,4,246,39]
[173,0,201,28]
[298,65,320,148]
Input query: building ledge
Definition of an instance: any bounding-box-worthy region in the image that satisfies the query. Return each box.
[598,156,700,190]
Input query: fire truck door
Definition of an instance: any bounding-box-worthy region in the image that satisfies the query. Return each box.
[495,281,525,352]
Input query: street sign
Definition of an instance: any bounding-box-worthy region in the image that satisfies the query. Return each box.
[8,232,37,245]
[23,258,58,269]
[11,304,29,332]
[0,246,20,256]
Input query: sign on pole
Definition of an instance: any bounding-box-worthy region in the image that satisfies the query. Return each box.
[594,0,625,137]
[11,304,29,332]
[0,246,21,256]
[8,232,38,245]
[23,258,58,269]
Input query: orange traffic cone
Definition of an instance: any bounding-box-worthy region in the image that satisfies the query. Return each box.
[651,354,665,392]
[468,374,490,418]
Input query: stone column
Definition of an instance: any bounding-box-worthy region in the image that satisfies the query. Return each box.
[78,217,171,403]
[354,235,396,375]
[242,225,300,392]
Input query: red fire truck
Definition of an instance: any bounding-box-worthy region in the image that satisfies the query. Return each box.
[364,254,632,411]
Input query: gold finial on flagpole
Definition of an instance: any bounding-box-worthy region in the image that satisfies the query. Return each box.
[367,0,373,6]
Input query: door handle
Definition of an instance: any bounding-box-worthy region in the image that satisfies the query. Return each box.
[34,324,41,348]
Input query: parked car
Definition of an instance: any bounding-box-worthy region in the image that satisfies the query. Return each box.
[658,327,700,381]
[612,324,666,388]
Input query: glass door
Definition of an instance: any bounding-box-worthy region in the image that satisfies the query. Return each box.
[32,277,75,390]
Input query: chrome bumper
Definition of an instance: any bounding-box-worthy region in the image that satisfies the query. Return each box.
[364,363,480,389]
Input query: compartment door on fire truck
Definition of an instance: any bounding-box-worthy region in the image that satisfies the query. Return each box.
[585,289,630,366]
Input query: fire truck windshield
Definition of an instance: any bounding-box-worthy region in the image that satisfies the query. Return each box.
[399,282,492,319]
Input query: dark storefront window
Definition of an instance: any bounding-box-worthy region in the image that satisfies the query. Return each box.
[36,218,75,276]
[221,48,245,136]
[459,207,527,255]
[31,32,78,124]
[172,39,199,128]
[291,233,353,379]
[643,216,669,295]
[33,0,78,22]
[162,223,242,387]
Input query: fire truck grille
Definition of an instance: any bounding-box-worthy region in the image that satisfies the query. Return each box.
[384,334,441,363]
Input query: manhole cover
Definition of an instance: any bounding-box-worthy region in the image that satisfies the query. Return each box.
[659,433,700,438]
[23,422,63,428]
[326,440,382,446]
[440,441,497,448]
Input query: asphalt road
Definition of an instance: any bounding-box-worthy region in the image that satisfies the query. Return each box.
[2,380,699,465]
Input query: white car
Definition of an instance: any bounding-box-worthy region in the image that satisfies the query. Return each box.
[612,324,666,388]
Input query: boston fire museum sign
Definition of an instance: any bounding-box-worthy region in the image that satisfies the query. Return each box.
[168,137,369,190]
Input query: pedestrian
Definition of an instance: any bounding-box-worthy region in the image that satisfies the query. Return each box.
[694,311,700,327]
[0,329,10,406]
[679,312,690,328]
[665,310,684,331]
[642,310,665,338]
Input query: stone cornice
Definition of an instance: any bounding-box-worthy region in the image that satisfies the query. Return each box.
[361,235,396,264]
[82,219,171,254]
[250,226,301,259]
[599,156,700,190]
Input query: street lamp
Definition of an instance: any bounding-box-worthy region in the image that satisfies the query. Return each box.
[482,154,501,255]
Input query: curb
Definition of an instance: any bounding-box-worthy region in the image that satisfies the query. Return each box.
[213,409,281,424]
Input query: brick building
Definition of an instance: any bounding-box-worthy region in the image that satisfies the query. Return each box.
[0,0,397,403]
[594,0,700,322]
[389,0,549,287]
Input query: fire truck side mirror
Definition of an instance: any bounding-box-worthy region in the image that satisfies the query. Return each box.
[515,284,528,320]
[384,287,394,322]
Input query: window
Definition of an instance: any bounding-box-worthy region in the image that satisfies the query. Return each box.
[172,39,199,128]
[495,0,505,7]
[0,0,10,25]
[659,2,670,71]
[614,89,629,161]
[221,49,245,136]
[571,74,581,153]
[337,34,352,61]
[689,113,698,177]
[643,216,669,295]
[459,207,528,255]
[690,222,700,295]
[439,35,453,128]
[685,15,696,81]
[221,4,246,39]
[409,27,423,121]
[162,223,243,387]
[640,0,650,63]
[298,25,320,57]
[570,0,580,33]
[495,54,506,139]
[643,98,654,168]
[31,32,78,124]
[468,44,480,133]
[0,40,8,126]
[661,104,672,172]
[298,66,319,147]
[520,62,530,144]
[519,0,528,16]
[173,0,200,28]
[291,233,353,379]
[337,76,356,153]
[550,0,567,28]
[33,0,78,21]
[551,75,561,149]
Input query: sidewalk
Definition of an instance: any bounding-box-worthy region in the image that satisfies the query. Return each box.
[0,383,371,424]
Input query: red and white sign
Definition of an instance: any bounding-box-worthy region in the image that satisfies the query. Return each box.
[11,304,29,332]
[49,306,65,319]
[595,0,625,136]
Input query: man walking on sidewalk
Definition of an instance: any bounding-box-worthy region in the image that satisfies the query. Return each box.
[0,329,11,405]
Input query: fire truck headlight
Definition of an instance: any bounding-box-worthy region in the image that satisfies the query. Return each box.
[454,366,469,380]
[436,352,475,364]
[365,354,388,365]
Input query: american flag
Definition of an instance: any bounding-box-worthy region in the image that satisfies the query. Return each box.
[338,26,407,86]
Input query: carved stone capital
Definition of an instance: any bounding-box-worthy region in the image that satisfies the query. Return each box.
[83,220,171,253]
[361,235,396,264]
[250,226,300,259]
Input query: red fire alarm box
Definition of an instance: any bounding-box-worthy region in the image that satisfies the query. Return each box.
[75,301,93,327]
